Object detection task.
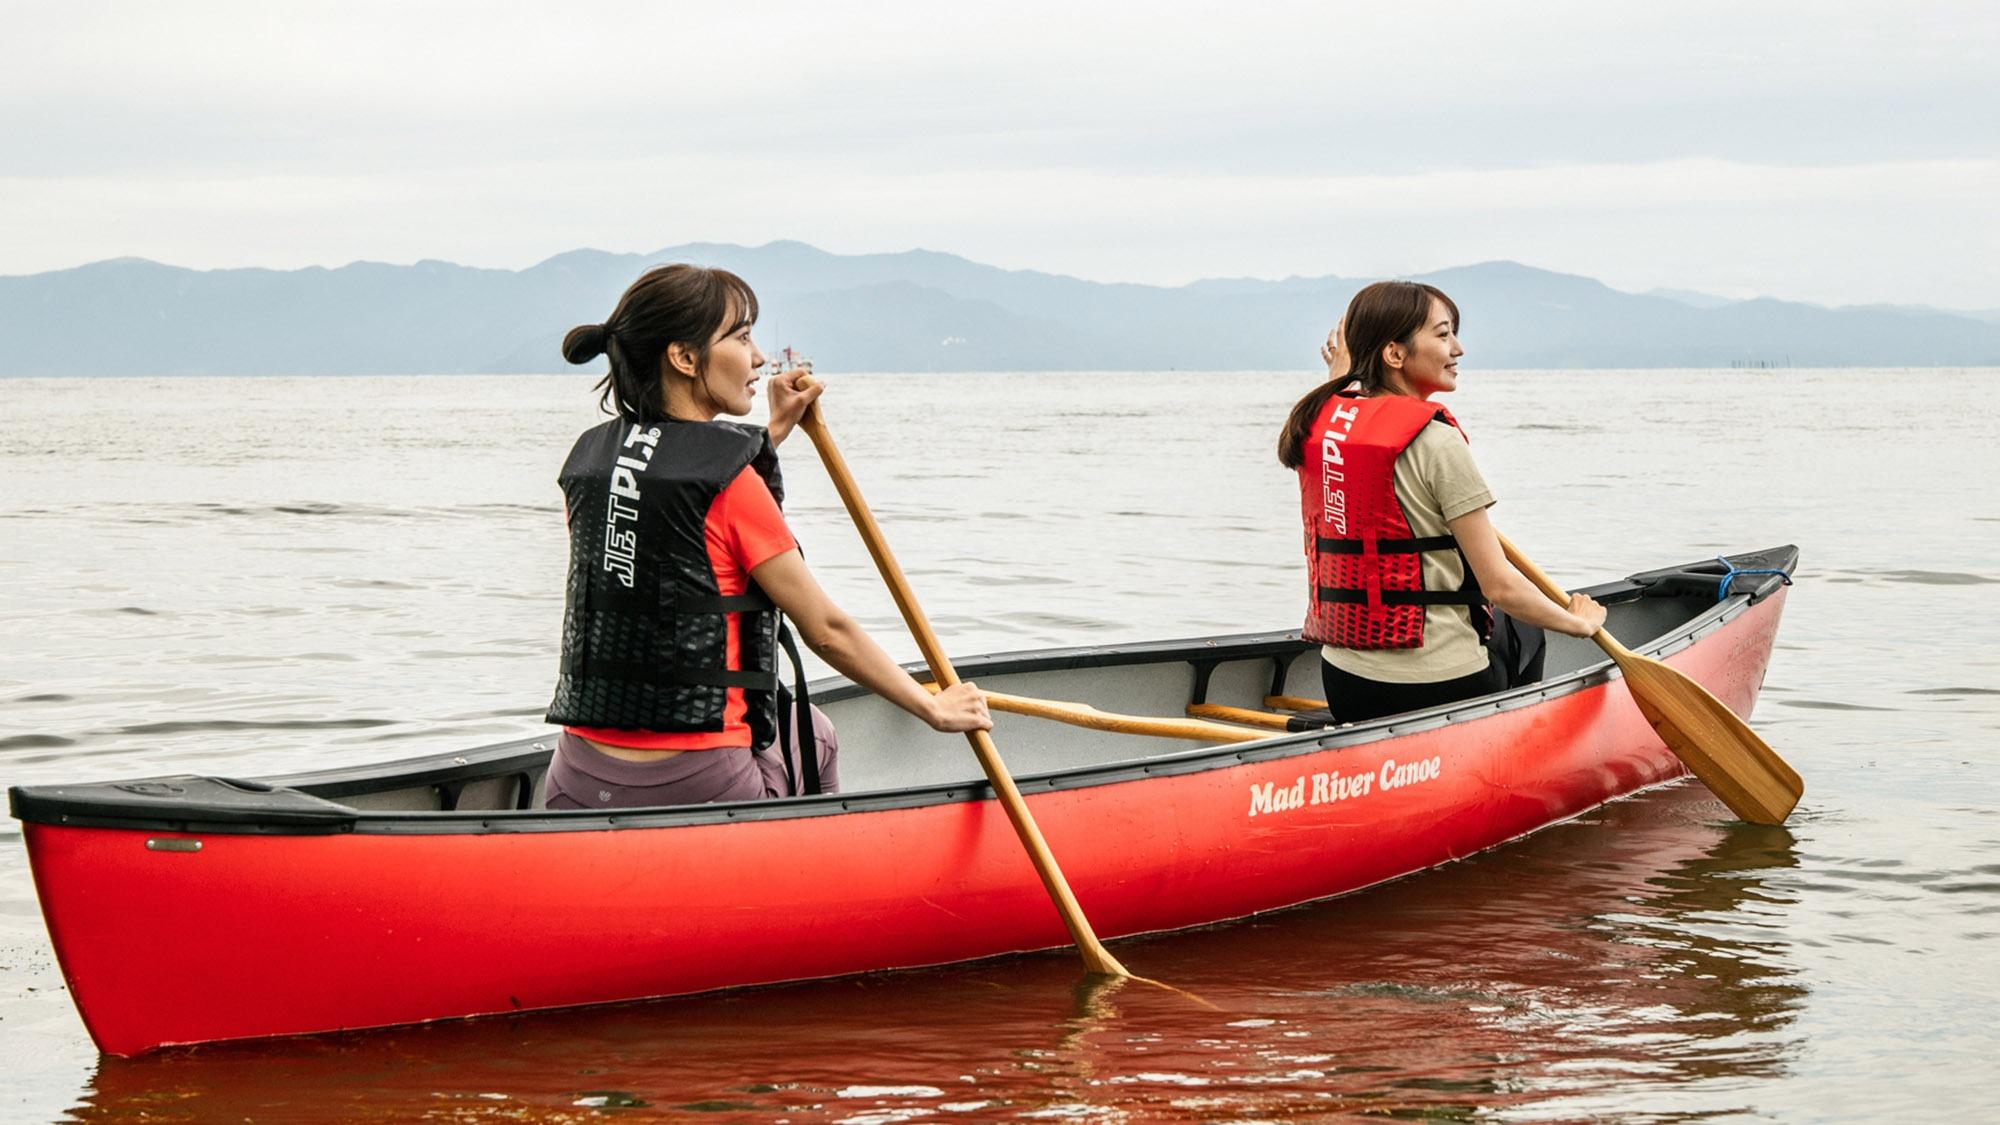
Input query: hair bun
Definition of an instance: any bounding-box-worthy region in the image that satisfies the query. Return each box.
[561,323,611,365]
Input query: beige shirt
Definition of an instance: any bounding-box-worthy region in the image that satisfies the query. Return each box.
[1323,419,1495,684]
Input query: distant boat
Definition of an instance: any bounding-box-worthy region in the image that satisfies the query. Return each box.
[9,547,1797,1056]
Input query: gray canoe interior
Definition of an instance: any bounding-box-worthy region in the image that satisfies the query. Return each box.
[325,592,1708,814]
[829,594,1689,793]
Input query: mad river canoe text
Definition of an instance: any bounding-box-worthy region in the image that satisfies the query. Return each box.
[1247,756,1443,817]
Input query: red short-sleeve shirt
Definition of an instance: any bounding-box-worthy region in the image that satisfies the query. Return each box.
[567,465,798,750]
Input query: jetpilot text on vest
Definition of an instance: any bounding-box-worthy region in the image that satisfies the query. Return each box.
[1320,403,1359,536]
[601,425,661,588]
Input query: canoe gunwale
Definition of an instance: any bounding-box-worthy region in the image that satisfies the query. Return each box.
[8,546,1798,837]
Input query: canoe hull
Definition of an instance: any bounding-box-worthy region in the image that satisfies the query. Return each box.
[20,587,1786,1056]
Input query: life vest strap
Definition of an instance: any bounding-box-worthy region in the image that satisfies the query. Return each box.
[773,621,822,796]
[557,655,779,690]
[1314,586,1489,606]
[1315,535,1461,555]
[663,593,775,614]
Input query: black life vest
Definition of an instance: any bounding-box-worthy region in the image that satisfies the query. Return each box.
[1297,393,1489,650]
[545,416,785,745]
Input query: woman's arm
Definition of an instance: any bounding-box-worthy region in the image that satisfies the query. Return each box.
[750,548,991,732]
[1447,506,1607,637]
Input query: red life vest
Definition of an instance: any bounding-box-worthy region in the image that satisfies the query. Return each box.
[1297,393,1487,649]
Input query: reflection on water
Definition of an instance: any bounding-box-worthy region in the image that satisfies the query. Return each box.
[73,787,1803,1123]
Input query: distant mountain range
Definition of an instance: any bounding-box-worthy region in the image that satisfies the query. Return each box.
[4,241,1997,375]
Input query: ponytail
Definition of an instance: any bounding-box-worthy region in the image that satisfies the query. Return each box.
[1277,376,1360,469]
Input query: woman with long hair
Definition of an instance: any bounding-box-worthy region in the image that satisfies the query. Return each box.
[1278,281,1606,723]
[544,264,989,809]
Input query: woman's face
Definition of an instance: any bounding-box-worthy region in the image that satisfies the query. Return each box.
[1387,297,1463,398]
[695,310,767,417]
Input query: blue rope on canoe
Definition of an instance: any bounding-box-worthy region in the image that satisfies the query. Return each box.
[1713,556,1794,602]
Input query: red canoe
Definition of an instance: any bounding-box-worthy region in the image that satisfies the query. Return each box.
[11,547,1797,1056]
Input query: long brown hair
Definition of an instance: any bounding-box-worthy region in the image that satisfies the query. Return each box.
[561,264,759,424]
[1276,281,1459,468]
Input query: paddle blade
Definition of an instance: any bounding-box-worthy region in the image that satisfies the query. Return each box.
[1615,652,1803,825]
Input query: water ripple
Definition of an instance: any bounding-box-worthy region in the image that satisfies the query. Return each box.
[1869,569,1997,586]
[0,734,76,752]
[107,718,397,736]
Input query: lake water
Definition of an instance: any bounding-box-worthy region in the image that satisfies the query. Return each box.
[2,369,1997,1122]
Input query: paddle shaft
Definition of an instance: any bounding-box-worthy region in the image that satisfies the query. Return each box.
[1498,534,1802,824]
[1497,537,1635,658]
[930,684,1267,744]
[796,398,1130,977]
[1186,703,1296,731]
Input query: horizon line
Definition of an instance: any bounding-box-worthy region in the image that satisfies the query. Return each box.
[9,242,1996,319]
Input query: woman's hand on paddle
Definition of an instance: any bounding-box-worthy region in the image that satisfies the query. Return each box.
[765,367,823,447]
[927,681,992,733]
[1564,592,1607,637]
[1320,317,1350,379]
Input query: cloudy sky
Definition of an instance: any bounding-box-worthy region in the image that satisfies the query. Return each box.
[5,1,1996,307]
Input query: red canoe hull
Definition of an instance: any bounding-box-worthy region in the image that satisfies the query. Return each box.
[23,590,1786,1056]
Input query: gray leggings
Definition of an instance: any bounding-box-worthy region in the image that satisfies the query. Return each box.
[544,705,840,810]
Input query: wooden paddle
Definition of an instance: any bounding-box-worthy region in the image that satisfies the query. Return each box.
[926,684,1268,744]
[1186,703,1300,730]
[1498,534,1802,825]
[795,388,1131,978]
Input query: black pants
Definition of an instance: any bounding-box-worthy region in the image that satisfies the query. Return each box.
[1319,608,1546,725]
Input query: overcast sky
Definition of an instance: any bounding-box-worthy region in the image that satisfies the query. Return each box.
[5,1,1996,307]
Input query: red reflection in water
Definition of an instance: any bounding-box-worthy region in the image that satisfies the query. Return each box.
[74,784,1802,1123]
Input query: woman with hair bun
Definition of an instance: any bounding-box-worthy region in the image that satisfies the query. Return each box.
[1278,281,1606,724]
[545,264,989,809]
